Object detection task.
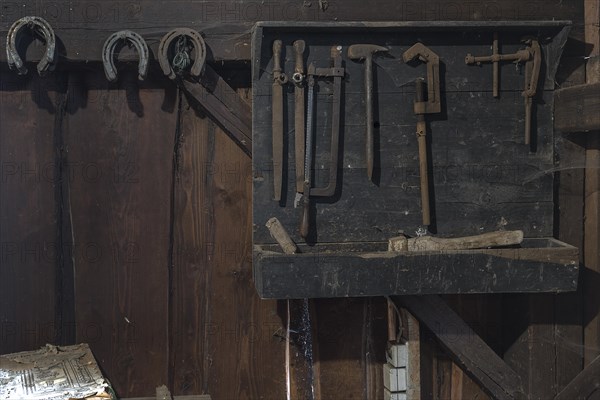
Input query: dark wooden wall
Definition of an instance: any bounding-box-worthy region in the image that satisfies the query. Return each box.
[0,0,594,399]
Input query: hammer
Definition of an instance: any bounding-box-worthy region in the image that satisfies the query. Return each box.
[348,44,388,181]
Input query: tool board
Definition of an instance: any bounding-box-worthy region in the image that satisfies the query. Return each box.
[251,21,578,298]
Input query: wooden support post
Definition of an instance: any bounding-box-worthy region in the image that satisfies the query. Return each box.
[395,295,524,400]
[554,83,600,133]
[402,308,421,400]
[583,0,600,368]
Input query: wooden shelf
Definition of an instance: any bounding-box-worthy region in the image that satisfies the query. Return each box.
[253,238,579,299]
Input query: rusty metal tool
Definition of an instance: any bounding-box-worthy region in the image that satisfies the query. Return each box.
[102,30,149,82]
[403,43,441,230]
[271,40,288,201]
[465,35,541,145]
[347,44,389,181]
[300,46,345,239]
[6,16,56,76]
[465,33,529,97]
[292,40,306,205]
[522,37,541,146]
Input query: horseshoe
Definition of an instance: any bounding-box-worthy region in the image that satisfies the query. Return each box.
[158,28,206,80]
[102,30,149,82]
[6,16,56,76]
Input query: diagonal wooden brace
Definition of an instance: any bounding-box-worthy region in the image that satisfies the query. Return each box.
[181,64,252,157]
[394,295,525,400]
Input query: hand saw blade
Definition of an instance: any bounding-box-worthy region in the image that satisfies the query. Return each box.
[272,79,284,201]
[294,84,305,194]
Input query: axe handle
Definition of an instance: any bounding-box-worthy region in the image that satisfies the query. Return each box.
[388,230,524,252]
[415,79,430,227]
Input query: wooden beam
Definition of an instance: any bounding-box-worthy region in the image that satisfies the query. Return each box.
[0,0,583,65]
[181,68,252,157]
[555,355,600,400]
[554,83,600,133]
[583,0,600,368]
[402,308,421,400]
[394,295,525,400]
[254,239,580,298]
[0,24,253,65]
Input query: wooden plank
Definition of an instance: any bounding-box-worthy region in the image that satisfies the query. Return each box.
[442,295,498,400]
[395,295,525,400]
[503,294,558,399]
[254,239,579,298]
[584,132,600,367]
[554,83,600,133]
[546,135,585,392]
[170,91,287,398]
[555,354,600,400]
[312,297,387,400]
[0,0,583,64]
[66,71,172,397]
[584,0,600,369]
[52,73,76,346]
[555,132,586,391]
[181,72,252,157]
[401,308,421,400]
[0,73,59,353]
[169,89,215,395]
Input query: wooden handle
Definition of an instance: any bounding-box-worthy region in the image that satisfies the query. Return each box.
[525,98,532,146]
[266,217,297,254]
[417,123,430,226]
[388,230,524,252]
[273,40,282,72]
[293,40,305,73]
[415,79,430,226]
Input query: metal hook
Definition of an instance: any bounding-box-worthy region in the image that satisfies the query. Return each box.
[6,16,56,76]
[102,30,150,82]
[158,28,207,80]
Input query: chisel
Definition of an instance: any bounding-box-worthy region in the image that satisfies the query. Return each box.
[271,40,287,201]
[292,40,306,207]
[300,63,316,239]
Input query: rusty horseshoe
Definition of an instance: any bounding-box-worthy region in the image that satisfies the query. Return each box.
[6,16,56,76]
[102,30,149,82]
[158,28,206,80]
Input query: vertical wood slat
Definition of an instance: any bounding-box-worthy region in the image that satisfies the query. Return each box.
[311,298,387,400]
[0,74,58,354]
[170,89,288,398]
[554,135,586,390]
[67,72,172,397]
[583,0,600,369]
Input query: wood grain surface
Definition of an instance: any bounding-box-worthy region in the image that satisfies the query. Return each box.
[0,73,59,354]
[65,71,173,396]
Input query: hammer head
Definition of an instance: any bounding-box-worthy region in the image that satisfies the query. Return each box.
[347,44,388,61]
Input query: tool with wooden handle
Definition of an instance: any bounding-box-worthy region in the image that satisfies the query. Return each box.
[300,46,345,239]
[522,37,541,146]
[414,79,430,227]
[300,62,316,239]
[292,40,306,206]
[388,230,524,252]
[271,40,288,202]
[403,43,441,232]
[347,44,388,181]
